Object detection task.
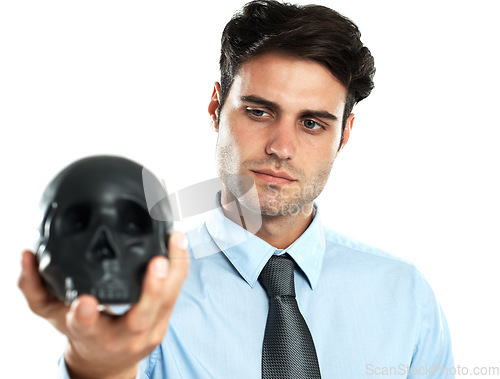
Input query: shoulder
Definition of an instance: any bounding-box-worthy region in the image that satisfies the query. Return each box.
[321,225,427,288]
[320,226,454,363]
[323,226,414,266]
[320,225,447,323]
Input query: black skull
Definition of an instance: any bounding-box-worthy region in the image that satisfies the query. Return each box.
[36,156,172,312]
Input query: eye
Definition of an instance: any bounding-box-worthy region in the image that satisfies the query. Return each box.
[59,203,91,236]
[246,108,270,118]
[302,119,324,130]
[116,200,152,235]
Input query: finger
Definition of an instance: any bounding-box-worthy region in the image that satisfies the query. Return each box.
[155,232,189,325]
[163,232,190,296]
[18,249,72,334]
[18,250,57,314]
[136,255,169,310]
[126,232,189,329]
[122,255,170,335]
[66,295,100,337]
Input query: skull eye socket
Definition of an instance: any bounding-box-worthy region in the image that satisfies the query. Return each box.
[59,203,92,237]
[116,200,152,235]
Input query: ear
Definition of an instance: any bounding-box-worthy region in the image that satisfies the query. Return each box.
[208,82,222,132]
[338,113,355,152]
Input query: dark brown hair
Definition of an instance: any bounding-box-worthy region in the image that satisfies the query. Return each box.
[219,0,375,144]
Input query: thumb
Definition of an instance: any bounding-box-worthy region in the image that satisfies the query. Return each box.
[165,232,190,285]
[66,295,100,337]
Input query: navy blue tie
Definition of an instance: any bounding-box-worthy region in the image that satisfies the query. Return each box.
[258,255,321,378]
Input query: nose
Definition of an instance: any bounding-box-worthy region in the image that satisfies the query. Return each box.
[89,230,117,262]
[265,117,296,160]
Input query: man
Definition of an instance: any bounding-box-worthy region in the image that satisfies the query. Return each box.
[19,0,454,377]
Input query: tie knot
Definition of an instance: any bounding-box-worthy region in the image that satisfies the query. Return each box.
[258,255,296,298]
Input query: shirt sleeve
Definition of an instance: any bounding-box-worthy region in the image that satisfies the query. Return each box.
[57,355,145,379]
[57,356,70,379]
[408,271,454,378]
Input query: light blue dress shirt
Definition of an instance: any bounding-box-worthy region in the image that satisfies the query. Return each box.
[59,199,454,378]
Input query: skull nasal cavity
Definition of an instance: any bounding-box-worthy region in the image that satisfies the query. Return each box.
[90,231,117,262]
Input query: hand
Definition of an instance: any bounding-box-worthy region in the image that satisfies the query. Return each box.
[18,231,190,379]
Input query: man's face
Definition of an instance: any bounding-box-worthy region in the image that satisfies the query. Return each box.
[210,53,353,216]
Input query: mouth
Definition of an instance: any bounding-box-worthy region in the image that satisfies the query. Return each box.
[250,169,297,185]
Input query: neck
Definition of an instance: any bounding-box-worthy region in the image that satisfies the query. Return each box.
[220,189,315,249]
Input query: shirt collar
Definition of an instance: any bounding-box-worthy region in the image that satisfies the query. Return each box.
[205,193,325,289]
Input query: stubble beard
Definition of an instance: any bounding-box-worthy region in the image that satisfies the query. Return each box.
[217,144,333,217]
[256,168,331,216]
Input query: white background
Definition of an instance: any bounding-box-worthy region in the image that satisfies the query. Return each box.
[1,0,499,377]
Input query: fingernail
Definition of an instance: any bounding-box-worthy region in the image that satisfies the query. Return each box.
[154,258,168,278]
[20,250,28,267]
[21,250,32,266]
[77,302,94,317]
[174,233,188,250]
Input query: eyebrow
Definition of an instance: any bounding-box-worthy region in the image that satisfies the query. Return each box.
[241,95,279,109]
[241,95,338,121]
